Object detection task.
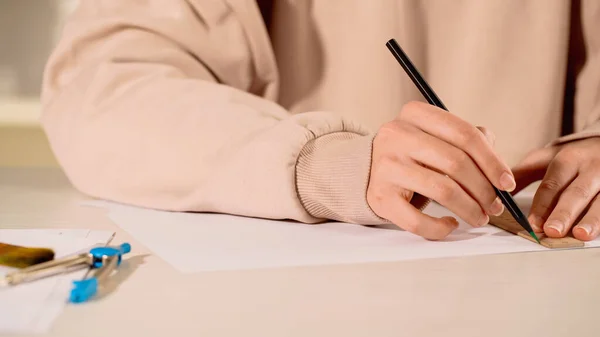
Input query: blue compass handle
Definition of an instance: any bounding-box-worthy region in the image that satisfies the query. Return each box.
[69,243,131,303]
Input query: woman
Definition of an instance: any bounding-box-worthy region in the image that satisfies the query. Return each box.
[41,0,600,241]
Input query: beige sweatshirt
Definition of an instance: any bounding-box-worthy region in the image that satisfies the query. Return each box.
[41,0,600,225]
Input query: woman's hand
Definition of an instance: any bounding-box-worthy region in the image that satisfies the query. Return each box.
[367,101,514,240]
[512,137,600,241]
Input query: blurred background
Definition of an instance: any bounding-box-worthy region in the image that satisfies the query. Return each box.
[0,0,77,167]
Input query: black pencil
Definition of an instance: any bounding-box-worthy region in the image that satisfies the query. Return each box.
[385,38,539,243]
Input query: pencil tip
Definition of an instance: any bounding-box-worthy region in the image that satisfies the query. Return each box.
[530,231,541,244]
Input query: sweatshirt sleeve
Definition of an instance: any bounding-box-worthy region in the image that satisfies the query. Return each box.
[550,0,600,146]
[40,0,384,225]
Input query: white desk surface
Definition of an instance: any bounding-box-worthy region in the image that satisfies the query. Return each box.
[1,168,598,337]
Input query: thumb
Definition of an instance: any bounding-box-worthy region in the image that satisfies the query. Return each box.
[511,146,560,194]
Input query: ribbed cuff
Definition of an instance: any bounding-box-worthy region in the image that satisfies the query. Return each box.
[295,132,386,225]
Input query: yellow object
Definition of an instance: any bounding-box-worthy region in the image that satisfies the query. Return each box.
[0,242,55,269]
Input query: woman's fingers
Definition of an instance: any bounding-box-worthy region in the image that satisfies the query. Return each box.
[573,194,600,241]
[369,104,518,240]
[405,126,501,216]
[390,161,489,228]
[376,187,459,240]
[371,109,600,242]
[542,172,600,238]
[528,150,579,233]
[397,101,515,192]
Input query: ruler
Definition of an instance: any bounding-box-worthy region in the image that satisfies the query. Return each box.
[489,210,584,249]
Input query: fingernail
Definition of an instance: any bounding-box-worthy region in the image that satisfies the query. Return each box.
[528,214,543,232]
[545,221,563,235]
[500,172,516,192]
[489,198,504,216]
[447,217,459,227]
[576,223,593,236]
[478,214,490,227]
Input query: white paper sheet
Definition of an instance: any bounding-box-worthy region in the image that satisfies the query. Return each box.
[83,193,600,273]
[0,229,114,334]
